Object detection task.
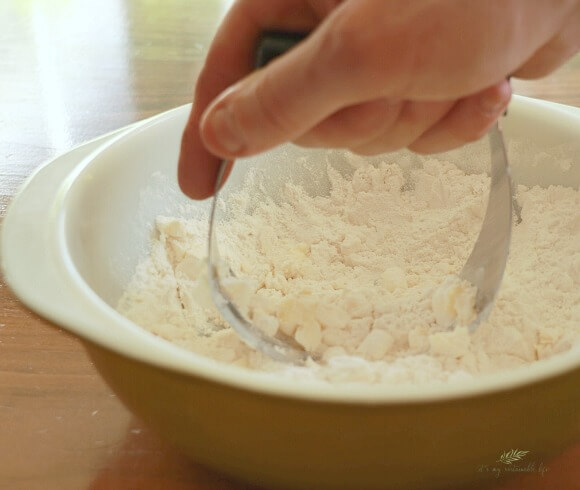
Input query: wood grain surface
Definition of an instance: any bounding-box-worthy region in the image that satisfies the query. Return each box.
[0,1,579,489]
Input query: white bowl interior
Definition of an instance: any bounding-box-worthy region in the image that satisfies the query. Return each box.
[54,96,580,399]
[63,109,202,306]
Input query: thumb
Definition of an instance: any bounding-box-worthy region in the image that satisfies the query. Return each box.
[199,26,363,159]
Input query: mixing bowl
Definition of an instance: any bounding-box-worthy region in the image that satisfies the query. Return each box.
[2,96,580,490]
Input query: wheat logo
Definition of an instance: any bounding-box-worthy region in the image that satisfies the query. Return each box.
[479,449,548,478]
[497,449,530,465]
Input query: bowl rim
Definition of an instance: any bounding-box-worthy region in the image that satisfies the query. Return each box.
[3,96,580,404]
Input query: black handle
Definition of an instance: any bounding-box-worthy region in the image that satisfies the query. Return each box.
[255,31,309,68]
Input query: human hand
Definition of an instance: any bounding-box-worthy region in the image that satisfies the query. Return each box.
[179,0,580,199]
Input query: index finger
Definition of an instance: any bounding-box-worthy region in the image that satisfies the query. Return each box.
[178,0,322,199]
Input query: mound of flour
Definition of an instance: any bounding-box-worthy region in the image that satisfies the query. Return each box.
[117,157,580,384]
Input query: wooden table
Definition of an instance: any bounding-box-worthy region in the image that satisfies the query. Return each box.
[0,1,579,488]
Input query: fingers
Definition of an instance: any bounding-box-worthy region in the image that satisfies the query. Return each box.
[275,78,509,157]
[292,98,404,149]
[295,80,510,156]
[197,0,441,162]
[180,0,578,200]
[350,100,455,155]
[178,0,323,199]
[178,127,217,200]
[409,80,512,154]
[196,0,524,163]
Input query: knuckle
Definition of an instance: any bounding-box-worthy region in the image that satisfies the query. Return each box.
[314,7,369,80]
[252,72,298,136]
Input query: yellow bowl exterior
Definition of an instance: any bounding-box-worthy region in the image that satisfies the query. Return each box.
[86,341,580,490]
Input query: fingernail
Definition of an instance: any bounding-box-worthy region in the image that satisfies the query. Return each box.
[205,104,245,154]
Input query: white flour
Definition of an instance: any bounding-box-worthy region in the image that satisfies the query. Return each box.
[117,157,580,384]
